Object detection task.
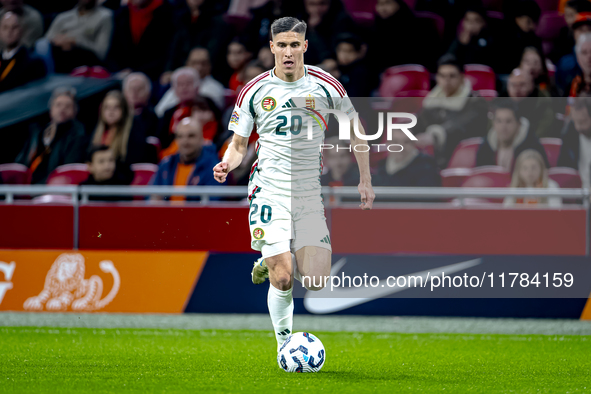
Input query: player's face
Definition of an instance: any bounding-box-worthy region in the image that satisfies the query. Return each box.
[270,32,307,77]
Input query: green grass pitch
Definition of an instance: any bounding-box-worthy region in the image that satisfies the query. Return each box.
[0,326,590,393]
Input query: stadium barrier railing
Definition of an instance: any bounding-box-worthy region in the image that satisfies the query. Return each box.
[0,185,589,251]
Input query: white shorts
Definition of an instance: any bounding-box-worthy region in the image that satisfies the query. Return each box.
[247,184,332,257]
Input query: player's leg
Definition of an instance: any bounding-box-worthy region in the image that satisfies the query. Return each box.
[263,246,294,351]
[292,195,332,291]
[295,246,331,291]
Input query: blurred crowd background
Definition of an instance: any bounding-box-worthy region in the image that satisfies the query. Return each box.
[0,0,590,206]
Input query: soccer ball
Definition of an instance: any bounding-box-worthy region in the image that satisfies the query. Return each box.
[277,332,326,373]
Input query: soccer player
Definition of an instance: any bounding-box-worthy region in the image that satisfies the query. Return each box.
[213,17,374,352]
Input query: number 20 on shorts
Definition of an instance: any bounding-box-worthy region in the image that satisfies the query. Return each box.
[250,204,273,225]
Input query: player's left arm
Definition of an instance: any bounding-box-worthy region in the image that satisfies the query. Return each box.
[350,118,375,210]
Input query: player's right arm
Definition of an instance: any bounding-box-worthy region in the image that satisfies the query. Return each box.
[213,134,249,183]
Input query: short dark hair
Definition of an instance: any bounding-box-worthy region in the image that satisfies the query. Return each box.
[271,17,307,39]
[87,145,111,162]
[492,98,520,120]
[334,33,364,52]
[437,53,464,73]
[512,0,541,24]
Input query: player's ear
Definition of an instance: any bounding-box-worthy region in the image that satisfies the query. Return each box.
[270,40,275,54]
[303,39,308,53]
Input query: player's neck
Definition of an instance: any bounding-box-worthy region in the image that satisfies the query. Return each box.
[274,66,305,83]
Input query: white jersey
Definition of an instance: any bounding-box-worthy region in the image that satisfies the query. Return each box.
[228,65,356,197]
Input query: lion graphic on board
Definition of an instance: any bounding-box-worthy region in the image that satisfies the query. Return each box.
[24,253,120,311]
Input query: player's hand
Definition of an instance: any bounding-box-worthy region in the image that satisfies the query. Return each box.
[358,181,374,210]
[213,162,229,183]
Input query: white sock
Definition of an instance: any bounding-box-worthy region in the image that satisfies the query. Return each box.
[268,283,293,351]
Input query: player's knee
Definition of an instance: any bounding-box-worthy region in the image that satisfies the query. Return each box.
[274,272,292,290]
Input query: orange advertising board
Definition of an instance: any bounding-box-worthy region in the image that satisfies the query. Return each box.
[0,250,208,313]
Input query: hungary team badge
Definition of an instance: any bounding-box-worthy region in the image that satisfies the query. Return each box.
[261,97,276,111]
[253,228,265,240]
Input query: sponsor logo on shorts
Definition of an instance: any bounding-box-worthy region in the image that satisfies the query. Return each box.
[230,111,240,125]
[253,228,265,240]
[261,97,276,111]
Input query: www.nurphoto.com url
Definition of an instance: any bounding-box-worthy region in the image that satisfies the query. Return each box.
[302,273,574,292]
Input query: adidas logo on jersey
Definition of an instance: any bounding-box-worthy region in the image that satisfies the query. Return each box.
[281,99,296,108]
[277,329,291,336]
[320,235,331,245]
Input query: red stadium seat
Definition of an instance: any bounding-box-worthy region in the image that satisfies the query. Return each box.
[447,137,483,168]
[342,0,377,13]
[379,65,430,98]
[70,66,110,79]
[535,0,560,12]
[222,14,251,34]
[461,166,511,188]
[402,0,417,8]
[477,89,498,101]
[415,11,445,37]
[548,167,582,188]
[131,163,158,186]
[441,168,472,187]
[536,12,567,56]
[540,137,562,168]
[46,164,89,185]
[464,64,496,91]
[349,11,375,26]
[0,163,31,184]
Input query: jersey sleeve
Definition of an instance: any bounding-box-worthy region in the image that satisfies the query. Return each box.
[337,94,356,120]
[228,95,255,138]
[322,79,357,120]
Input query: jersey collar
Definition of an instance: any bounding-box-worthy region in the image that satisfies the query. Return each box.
[271,66,308,87]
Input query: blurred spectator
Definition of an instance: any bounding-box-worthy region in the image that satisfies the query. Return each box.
[157,67,200,152]
[0,0,42,48]
[108,0,174,80]
[302,0,356,65]
[226,38,253,92]
[374,130,441,187]
[241,60,265,84]
[506,68,557,138]
[156,47,225,115]
[557,97,591,187]
[243,0,304,54]
[552,0,591,63]
[504,149,562,207]
[90,90,154,166]
[163,0,230,85]
[369,0,437,75]
[415,54,488,167]
[257,47,274,70]
[0,12,45,92]
[81,145,131,186]
[123,72,158,138]
[497,0,543,74]
[519,46,553,94]
[320,138,359,186]
[150,117,220,201]
[42,0,113,73]
[557,13,591,95]
[476,99,548,171]
[15,87,87,184]
[564,31,591,97]
[447,6,498,69]
[333,33,370,97]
